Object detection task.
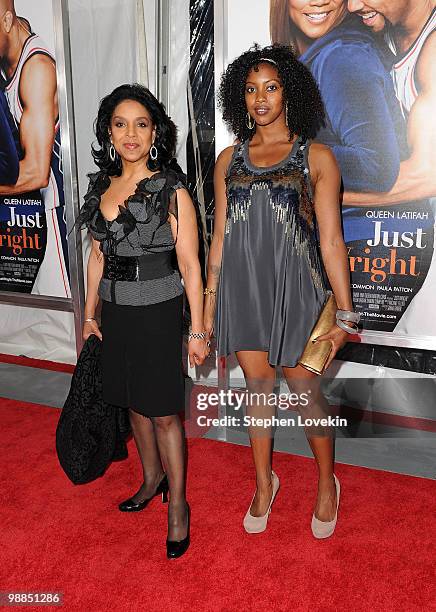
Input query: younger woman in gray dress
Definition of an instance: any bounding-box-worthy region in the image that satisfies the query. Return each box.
[204,45,359,539]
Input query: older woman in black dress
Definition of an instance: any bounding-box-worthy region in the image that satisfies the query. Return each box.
[79,84,207,558]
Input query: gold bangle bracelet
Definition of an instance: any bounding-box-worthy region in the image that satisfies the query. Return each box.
[204,288,216,296]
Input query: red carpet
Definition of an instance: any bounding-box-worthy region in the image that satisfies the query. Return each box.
[0,353,75,373]
[1,398,435,612]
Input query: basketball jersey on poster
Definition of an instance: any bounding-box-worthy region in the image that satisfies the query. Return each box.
[3,33,63,211]
[387,8,436,116]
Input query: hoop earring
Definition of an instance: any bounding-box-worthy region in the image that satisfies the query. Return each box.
[109,144,116,162]
[150,144,158,161]
[246,112,255,130]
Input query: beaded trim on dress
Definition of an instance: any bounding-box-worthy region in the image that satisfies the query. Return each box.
[224,138,325,289]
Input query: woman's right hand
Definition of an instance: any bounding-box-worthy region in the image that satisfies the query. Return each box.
[82,319,102,341]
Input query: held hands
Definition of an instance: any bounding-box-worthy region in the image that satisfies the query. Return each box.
[82,319,102,341]
[312,323,352,372]
[188,337,209,368]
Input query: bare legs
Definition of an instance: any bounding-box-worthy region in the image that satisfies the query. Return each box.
[128,409,188,541]
[282,364,337,522]
[236,351,276,517]
[235,351,337,524]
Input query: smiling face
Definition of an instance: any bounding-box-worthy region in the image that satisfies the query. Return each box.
[244,62,286,129]
[109,99,155,164]
[288,0,348,39]
[347,0,410,32]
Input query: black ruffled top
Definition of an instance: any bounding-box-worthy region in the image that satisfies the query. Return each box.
[78,168,187,306]
[78,168,186,255]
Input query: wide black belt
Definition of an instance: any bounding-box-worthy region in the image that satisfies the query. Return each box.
[103,252,174,282]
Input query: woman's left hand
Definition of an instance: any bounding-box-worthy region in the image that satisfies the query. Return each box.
[188,338,210,368]
[313,323,353,371]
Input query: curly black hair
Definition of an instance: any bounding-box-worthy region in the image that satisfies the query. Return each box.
[92,83,177,175]
[217,44,325,142]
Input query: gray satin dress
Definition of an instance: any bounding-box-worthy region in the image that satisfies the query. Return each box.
[216,136,329,367]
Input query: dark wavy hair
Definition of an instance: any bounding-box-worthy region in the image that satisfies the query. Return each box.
[92,83,177,175]
[217,44,325,142]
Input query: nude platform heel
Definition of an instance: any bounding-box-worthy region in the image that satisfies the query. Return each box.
[311,474,340,539]
[243,471,280,534]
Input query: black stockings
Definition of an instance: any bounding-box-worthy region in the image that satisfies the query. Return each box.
[128,409,188,541]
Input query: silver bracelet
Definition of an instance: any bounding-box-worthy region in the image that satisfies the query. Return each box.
[336,319,359,334]
[188,330,206,342]
[336,309,360,334]
[85,317,96,323]
[336,309,361,324]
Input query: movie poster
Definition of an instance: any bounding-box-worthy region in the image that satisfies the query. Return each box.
[216,0,436,342]
[0,0,70,298]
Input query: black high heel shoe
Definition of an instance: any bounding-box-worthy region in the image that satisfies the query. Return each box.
[166,503,190,559]
[118,474,169,512]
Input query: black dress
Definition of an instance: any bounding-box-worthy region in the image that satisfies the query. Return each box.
[78,168,186,417]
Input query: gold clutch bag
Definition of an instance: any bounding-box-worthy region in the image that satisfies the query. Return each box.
[298,292,337,375]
